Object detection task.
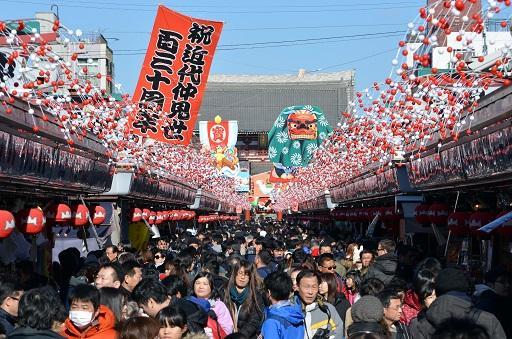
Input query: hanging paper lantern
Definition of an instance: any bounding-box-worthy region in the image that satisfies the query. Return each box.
[156,212,164,225]
[0,210,16,238]
[414,204,431,224]
[428,204,450,225]
[148,211,157,225]
[72,204,90,227]
[142,209,151,220]
[447,212,470,236]
[162,210,170,221]
[16,208,45,235]
[382,207,401,224]
[131,208,142,222]
[47,203,72,224]
[91,205,106,225]
[468,212,496,237]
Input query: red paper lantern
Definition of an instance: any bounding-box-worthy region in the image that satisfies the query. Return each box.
[382,207,401,224]
[468,212,495,237]
[16,208,45,235]
[156,212,164,225]
[91,206,106,225]
[162,211,170,221]
[447,212,470,236]
[142,209,151,220]
[72,204,90,227]
[148,211,157,225]
[131,208,142,222]
[414,204,431,224]
[47,203,72,224]
[428,204,450,225]
[0,210,15,238]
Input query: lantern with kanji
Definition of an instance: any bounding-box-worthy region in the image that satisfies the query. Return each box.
[16,207,45,235]
[148,211,157,225]
[142,209,151,220]
[414,204,431,224]
[428,204,450,225]
[47,203,72,225]
[468,212,495,237]
[0,210,15,238]
[447,212,470,236]
[72,204,90,227]
[156,212,164,225]
[131,208,142,222]
[91,206,106,225]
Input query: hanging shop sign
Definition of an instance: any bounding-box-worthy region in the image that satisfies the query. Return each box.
[130,5,223,145]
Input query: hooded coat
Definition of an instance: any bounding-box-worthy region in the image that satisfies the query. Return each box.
[261,300,304,339]
[365,253,398,285]
[408,292,506,339]
[62,305,118,339]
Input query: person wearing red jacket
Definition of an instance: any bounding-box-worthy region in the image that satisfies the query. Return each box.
[62,284,118,339]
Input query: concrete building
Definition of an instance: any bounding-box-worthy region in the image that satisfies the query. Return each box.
[0,12,115,95]
[198,70,355,174]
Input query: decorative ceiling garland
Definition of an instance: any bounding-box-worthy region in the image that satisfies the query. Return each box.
[272,0,512,211]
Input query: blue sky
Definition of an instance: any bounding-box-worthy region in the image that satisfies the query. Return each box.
[1,0,425,94]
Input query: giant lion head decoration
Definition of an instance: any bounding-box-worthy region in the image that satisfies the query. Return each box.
[268,105,332,180]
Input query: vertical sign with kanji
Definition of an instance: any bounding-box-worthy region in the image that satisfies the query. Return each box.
[130,5,223,145]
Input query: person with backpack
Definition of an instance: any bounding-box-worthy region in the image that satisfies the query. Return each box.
[261,271,304,339]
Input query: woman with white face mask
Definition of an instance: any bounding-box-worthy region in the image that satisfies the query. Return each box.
[62,284,119,339]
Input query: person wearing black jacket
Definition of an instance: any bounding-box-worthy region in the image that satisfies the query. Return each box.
[224,259,265,338]
[365,239,398,286]
[409,268,506,339]
[0,280,23,336]
[8,287,66,339]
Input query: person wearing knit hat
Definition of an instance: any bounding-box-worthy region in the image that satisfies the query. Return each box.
[351,296,383,323]
[409,268,506,339]
[347,296,387,338]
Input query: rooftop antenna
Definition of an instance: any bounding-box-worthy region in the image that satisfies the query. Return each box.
[50,4,59,19]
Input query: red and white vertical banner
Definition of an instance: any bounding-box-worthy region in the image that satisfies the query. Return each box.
[198,118,238,150]
[129,5,223,145]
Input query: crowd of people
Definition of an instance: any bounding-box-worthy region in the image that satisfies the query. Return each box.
[0,221,510,339]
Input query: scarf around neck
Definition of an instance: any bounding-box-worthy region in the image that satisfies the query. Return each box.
[230,286,249,307]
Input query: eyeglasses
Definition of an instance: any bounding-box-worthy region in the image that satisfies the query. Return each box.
[321,265,336,270]
[237,271,250,277]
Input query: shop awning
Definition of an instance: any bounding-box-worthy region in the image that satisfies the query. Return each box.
[478,211,512,233]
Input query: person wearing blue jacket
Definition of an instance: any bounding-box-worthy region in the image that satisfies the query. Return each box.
[261,271,304,339]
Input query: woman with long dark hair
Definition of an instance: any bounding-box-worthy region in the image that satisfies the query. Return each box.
[223,260,264,338]
[319,272,351,323]
[343,270,362,305]
[403,269,437,326]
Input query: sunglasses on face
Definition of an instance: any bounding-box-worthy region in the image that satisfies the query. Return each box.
[155,255,165,259]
